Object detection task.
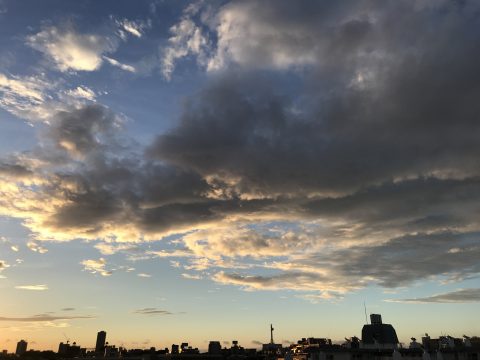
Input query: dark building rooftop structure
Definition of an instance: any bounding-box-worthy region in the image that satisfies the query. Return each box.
[361,314,399,349]
[15,340,28,356]
[95,331,107,357]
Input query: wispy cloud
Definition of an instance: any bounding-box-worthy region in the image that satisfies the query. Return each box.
[65,86,96,101]
[0,72,55,120]
[2,237,20,253]
[137,273,152,278]
[81,258,112,277]
[116,19,150,39]
[103,56,136,73]
[387,288,480,304]
[181,273,202,280]
[15,284,48,291]
[161,2,210,80]
[26,241,48,254]
[133,308,173,316]
[0,314,94,322]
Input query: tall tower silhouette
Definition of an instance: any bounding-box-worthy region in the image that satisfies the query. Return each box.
[95,331,106,356]
[270,324,274,344]
[15,340,27,356]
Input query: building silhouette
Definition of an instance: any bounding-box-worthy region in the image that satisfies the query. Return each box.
[58,341,82,357]
[95,331,107,356]
[208,341,221,355]
[361,314,399,349]
[15,340,27,356]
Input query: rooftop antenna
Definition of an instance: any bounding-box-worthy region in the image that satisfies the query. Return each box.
[63,332,70,344]
[270,324,274,344]
[363,302,368,324]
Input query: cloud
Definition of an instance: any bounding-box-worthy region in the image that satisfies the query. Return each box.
[181,273,202,280]
[116,19,150,39]
[15,285,48,291]
[81,258,112,277]
[137,273,152,278]
[206,0,336,71]
[0,314,94,322]
[1,237,21,253]
[27,241,48,254]
[0,72,56,120]
[163,0,382,74]
[133,308,173,316]
[149,249,194,258]
[161,2,211,80]
[387,288,480,304]
[65,86,96,101]
[0,72,103,122]
[0,260,9,271]
[0,163,34,179]
[27,24,118,72]
[94,243,141,256]
[2,0,480,301]
[103,56,136,73]
[61,308,75,311]
[213,271,337,293]
[0,104,222,243]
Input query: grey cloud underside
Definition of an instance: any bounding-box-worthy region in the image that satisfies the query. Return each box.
[389,288,480,304]
[302,231,480,288]
[0,163,33,178]
[215,231,480,290]
[2,0,480,295]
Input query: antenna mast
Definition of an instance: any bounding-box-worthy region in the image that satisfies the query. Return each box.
[364,302,368,324]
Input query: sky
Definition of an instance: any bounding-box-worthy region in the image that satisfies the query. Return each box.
[0,0,479,353]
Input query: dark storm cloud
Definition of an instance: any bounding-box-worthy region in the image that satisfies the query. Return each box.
[153,0,480,195]
[388,288,480,304]
[146,0,480,292]
[303,177,480,232]
[48,105,120,156]
[314,231,480,287]
[16,0,480,236]
[0,104,214,238]
[0,162,33,179]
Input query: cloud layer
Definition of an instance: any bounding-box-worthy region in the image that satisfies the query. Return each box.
[389,288,480,304]
[1,0,480,300]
